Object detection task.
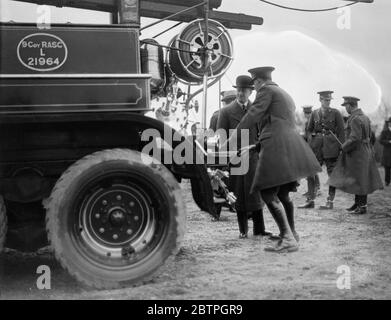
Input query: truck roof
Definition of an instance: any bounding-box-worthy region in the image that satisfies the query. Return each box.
[11,0,262,30]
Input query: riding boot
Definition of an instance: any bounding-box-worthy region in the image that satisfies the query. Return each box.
[351,195,368,214]
[281,199,300,242]
[236,210,248,238]
[264,201,298,253]
[346,195,358,212]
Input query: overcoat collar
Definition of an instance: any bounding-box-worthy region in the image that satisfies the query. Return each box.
[227,100,252,122]
[350,108,363,117]
[262,80,278,88]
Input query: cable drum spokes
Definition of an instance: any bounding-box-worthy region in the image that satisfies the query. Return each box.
[167,19,233,85]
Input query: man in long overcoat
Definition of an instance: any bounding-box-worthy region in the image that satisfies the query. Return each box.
[380,117,391,186]
[329,97,383,214]
[223,67,322,252]
[217,75,273,239]
[299,91,345,209]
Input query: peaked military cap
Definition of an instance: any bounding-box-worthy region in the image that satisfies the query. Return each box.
[233,75,254,89]
[341,96,360,106]
[317,91,334,99]
[302,105,313,114]
[248,66,275,80]
[220,90,236,102]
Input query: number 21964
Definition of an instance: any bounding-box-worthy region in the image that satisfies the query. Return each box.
[28,57,60,67]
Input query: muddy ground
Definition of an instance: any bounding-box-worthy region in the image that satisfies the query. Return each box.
[0,169,390,300]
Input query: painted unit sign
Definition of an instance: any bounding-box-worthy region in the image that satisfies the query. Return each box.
[17,33,68,71]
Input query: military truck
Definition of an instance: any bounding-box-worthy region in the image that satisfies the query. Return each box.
[0,0,261,288]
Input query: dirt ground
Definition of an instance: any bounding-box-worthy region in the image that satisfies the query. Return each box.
[0,169,390,300]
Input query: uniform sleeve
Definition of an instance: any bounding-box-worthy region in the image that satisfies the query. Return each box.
[236,87,273,131]
[335,110,345,144]
[209,113,217,131]
[342,117,362,153]
[379,130,391,146]
[307,111,315,134]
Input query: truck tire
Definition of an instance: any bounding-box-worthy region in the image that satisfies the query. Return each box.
[45,149,186,289]
[0,196,7,253]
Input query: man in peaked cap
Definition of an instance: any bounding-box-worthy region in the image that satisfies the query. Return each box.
[329,96,383,214]
[301,106,321,198]
[209,90,236,132]
[217,75,274,239]
[222,67,321,252]
[299,90,345,210]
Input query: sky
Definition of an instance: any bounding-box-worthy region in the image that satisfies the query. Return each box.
[1,0,390,130]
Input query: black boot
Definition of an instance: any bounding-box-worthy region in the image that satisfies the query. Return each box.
[236,210,248,238]
[350,195,368,215]
[346,203,358,212]
[346,196,358,212]
[298,199,315,209]
[264,201,298,253]
[282,199,300,243]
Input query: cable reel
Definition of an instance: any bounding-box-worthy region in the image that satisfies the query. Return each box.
[167,19,233,85]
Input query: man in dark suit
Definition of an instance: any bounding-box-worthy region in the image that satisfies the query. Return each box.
[217,75,273,239]
[209,90,236,132]
[299,91,345,210]
[223,67,321,252]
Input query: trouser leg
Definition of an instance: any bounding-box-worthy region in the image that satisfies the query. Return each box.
[325,157,338,202]
[385,166,391,185]
[328,186,336,201]
[236,210,248,236]
[307,176,316,200]
[252,209,265,235]
[315,174,320,190]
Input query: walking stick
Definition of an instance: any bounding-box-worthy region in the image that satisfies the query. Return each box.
[327,130,343,147]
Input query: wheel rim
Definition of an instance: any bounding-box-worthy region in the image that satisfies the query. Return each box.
[69,171,168,268]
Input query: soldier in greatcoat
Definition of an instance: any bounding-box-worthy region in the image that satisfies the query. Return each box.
[222,67,322,252]
[329,96,383,214]
[217,75,273,239]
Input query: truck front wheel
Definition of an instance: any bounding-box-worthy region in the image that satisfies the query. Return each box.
[45,149,185,289]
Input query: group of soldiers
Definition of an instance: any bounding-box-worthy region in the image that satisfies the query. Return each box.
[209,66,383,253]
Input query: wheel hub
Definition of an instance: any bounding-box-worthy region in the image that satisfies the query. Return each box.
[109,207,126,227]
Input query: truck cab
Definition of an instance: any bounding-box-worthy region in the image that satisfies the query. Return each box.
[0,0,261,288]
